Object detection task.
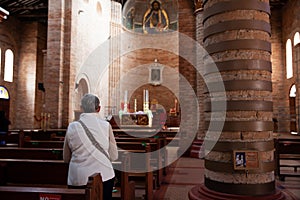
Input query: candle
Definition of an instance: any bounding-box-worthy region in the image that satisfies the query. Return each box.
[124,90,128,103]
[134,99,137,112]
[41,113,44,129]
[146,90,149,102]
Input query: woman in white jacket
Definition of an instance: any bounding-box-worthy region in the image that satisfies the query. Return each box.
[63,93,118,200]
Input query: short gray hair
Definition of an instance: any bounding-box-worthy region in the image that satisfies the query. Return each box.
[80,94,100,113]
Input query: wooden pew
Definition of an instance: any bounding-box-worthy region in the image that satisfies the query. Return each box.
[0,172,102,200]
[275,138,300,181]
[0,129,66,147]
[22,140,64,148]
[113,128,179,146]
[0,147,63,160]
[113,151,136,200]
[0,152,135,200]
[116,137,166,187]
[0,159,69,185]
[117,142,154,200]
[23,129,66,141]
[0,131,23,147]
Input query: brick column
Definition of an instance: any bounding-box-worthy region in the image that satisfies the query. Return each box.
[178,0,198,157]
[195,1,206,140]
[189,0,286,199]
[15,23,39,129]
[45,0,71,128]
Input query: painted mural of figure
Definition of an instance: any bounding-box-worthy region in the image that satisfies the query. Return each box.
[125,7,135,30]
[143,0,169,34]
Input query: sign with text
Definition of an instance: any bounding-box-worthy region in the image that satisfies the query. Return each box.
[39,193,61,200]
[233,150,259,170]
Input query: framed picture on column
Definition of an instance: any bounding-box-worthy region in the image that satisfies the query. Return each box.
[233,150,259,170]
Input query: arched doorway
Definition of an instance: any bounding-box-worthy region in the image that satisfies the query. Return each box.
[74,78,89,120]
[289,84,297,132]
[0,86,10,120]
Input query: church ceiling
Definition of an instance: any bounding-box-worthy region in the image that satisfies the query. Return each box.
[0,0,48,23]
[0,0,288,23]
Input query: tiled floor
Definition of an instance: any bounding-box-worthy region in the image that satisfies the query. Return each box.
[277,176,300,199]
[132,143,300,200]
[153,157,204,200]
[151,157,300,200]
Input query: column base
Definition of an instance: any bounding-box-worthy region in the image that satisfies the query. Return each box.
[188,184,293,200]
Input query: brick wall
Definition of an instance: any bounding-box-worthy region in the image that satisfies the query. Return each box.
[0,18,46,129]
[274,0,300,132]
[0,17,20,128]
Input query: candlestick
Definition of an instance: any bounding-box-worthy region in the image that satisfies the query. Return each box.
[47,113,50,129]
[124,103,128,113]
[41,113,44,129]
[146,90,149,102]
[124,90,128,103]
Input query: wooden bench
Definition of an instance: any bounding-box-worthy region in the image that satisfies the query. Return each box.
[0,147,63,160]
[22,129,66,141]
[0,129,66,147]
[0,158,102,199]
[113,128,179,146]
[113,152,136,200]
[22,140,64,148]
[0,152,135,200]
[116,137,167,187]
[116,142,154,200]
[275,138,300,181]
[0,172,102,200]
[0,131,23,147]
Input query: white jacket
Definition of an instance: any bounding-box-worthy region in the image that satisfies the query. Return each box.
[63,113,118,185]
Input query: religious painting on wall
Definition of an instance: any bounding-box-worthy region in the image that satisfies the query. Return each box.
[149,60,164,86]
[142,0,169,34]
[122,0,178,33]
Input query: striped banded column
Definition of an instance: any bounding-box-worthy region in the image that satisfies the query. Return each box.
[190,0,286,199]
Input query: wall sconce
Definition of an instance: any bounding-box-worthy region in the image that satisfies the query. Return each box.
[78,10,84,15]
[38,83,45,92]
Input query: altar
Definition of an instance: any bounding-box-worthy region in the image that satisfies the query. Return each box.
[120,113,149,126]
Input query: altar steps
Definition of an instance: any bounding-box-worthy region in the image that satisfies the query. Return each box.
[189,139,204,158]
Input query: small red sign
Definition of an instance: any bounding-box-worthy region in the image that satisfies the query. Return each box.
[39,193,61,200]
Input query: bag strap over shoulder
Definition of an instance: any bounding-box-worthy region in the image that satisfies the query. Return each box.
[78,120,110,160]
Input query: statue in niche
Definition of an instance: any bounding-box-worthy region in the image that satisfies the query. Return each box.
[143,0,169,34]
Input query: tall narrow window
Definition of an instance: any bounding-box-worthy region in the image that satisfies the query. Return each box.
[4,49,14,82]
[286,39,293,79]
[294,32,300,46]
[290,84,296,97]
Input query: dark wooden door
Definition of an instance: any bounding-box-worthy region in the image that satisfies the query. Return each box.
[0,99,10,119]
[289,97,296,132]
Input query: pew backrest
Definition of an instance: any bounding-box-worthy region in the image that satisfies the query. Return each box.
[0,173,102,200]
[0,147,63,160]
